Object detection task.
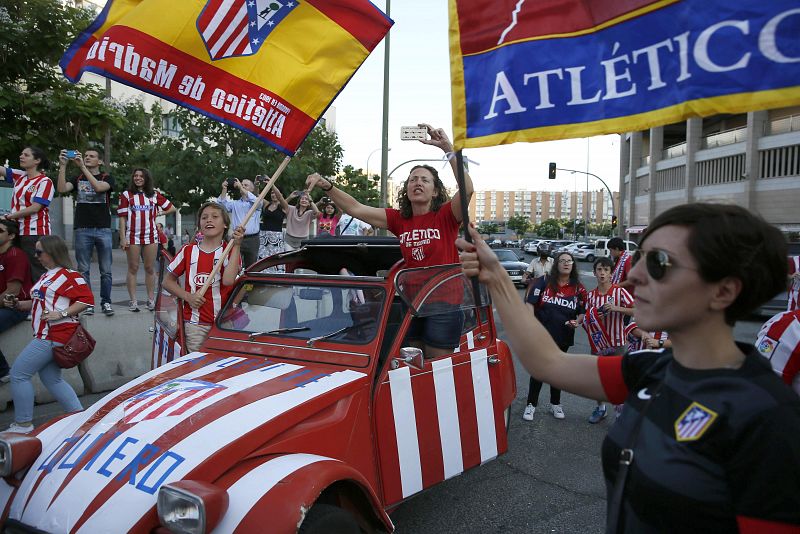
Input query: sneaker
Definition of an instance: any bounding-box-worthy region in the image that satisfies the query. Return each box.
[522,403,535,421]
[6,423,34,434]
[101,302,115,316]
[0,374,9,384]
[129,300,140,312]
[146,299,156,311]
[83,306,94,316]
[551,404,565,419]
[589,404,608,424]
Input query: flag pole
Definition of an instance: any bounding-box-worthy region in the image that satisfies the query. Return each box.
[197,156,292,297]
[454,151,483,305]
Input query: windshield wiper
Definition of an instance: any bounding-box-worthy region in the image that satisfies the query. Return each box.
[248,327,310,340]
[306,320,375,347]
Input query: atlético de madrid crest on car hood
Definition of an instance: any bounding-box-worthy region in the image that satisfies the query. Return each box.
[197,0,299,60]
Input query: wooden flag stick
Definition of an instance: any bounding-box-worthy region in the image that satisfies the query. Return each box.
[454,151,483,306]
[197,155,292,297]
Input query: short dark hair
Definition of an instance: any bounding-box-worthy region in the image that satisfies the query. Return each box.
[639,203,787,325]
[26,146,49,171]
[0,219,20,247]
[593,256,614,271]
[607,237,625,251]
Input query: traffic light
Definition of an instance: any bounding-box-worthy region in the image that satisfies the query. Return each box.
[611,215,618,229]
[548,162,556,179]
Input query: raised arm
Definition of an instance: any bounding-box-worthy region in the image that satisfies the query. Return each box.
[305,173,387,229]
[457,225,607,401]
[56,150,74,194]
[418,124,473,223]
[271,186,289,212]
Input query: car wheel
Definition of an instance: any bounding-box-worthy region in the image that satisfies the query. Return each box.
[586,254,595,262]
[300,504,361,534]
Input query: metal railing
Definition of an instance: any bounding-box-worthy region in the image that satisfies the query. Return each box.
[701,127,747,149]
[662,142,687,159]
[766,114,800,135]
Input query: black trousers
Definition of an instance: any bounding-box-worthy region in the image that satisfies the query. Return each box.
[240,234,260,269]
[19,235,45,282]
[526,342,571,406]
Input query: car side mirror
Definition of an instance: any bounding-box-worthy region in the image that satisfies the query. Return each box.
[392,347,424,370]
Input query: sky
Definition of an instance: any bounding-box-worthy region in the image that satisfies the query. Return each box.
[330,0,621,194]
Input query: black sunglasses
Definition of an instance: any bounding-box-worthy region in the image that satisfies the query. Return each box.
[632,249,697,281]
[34,249,44,256]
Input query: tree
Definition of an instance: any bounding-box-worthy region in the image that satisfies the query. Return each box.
[477,222,499,236]
[0,0,127,164]
[335,166,379,206]
[535,218,561,238]
[506,214,532,238]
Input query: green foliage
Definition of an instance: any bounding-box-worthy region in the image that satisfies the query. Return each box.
[506,213,532,238]
[477,222,499,235]
[587,222,613,237]
[334,166,379,206]
[0,0,125,164]
[535,218,561,238]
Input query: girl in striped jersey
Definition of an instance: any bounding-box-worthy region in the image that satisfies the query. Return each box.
[4,236,93,433]
[582,256,634,423]
[163,202,244,353]
[2,146,55,281]
[118,168,176,312]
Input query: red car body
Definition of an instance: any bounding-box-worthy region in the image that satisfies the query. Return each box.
[0,237,516,533]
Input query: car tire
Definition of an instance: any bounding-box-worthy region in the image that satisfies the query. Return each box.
[586,254,595,263]
[300,504,361,534]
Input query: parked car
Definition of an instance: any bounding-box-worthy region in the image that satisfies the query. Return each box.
[570,243,597,261]
[524,240,543,253]
[0,237,516,534]
[493,248,529,287]
[547,240,578,257]
[593,238,639,258]
[489,238,504,248]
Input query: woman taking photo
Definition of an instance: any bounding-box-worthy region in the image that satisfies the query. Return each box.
[118,168,175,312]
[2,146,55,281]
[257,186,287,266]
[522,251,585,421]
[457,203,800,532]
[3,235,92,433]
[283,190,318,250]
[306,123,473,359]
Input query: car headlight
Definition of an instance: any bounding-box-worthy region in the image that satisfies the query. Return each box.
[157,481,228,534]
[0,435,42,477]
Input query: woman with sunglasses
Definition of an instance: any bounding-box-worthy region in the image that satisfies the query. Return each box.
[457,203,800,532]
[522,252,586,421]
[3,235,93,433]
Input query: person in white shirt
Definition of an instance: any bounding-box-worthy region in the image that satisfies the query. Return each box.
[522,249,554,286]
[336,213,372,236]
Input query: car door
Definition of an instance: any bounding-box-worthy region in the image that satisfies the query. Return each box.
[151,249,185,368]
[372,265,515,506]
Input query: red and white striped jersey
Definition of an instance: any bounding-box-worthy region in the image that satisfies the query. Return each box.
[624,319,669,352]
[584,285,633,347]
[118,191,173,245]
[167,242,239,325]
[788,256,800,312]
[611,251,632,285]
[30,268,94,344]
[7,169,54,236]
[756,309,800,395]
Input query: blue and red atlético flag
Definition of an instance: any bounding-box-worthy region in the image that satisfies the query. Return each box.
[448,0,800,149]
[61,0,393,155]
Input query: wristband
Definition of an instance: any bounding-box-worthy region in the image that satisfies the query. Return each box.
[320,180,333,192]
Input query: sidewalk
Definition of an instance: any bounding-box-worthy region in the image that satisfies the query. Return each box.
[81,247,165,309]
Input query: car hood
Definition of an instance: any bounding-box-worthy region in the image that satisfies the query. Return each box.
[2,352,367,533]
[498,260,528,269]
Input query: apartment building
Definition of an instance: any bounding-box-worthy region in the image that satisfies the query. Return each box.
[619,106,800,236]
[468,189,618,226]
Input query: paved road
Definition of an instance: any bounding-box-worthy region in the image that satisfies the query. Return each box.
[0,249,766,533]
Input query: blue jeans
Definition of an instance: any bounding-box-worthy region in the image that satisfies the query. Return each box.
[74,227,113,305]
[10,338,82,424]
[0,308,25,376]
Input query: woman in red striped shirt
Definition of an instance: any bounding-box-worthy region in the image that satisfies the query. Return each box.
[2,146,55,281]
[3,235,93,433]
[118,168,175,312]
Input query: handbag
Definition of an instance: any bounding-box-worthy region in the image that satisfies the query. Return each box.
[52,324,96,369]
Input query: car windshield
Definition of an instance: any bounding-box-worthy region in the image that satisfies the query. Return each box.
[494,250,520,262]
[217,281,386,345]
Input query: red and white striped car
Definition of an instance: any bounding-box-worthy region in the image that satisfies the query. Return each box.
[0,236,516,533]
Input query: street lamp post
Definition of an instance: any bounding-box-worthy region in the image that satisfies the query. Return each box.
[559,167,616,236]
[366,147,390,180]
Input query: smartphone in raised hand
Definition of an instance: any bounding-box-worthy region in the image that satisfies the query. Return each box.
[400,126,428,141]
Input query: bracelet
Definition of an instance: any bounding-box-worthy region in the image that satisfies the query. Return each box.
[320,180,334,192]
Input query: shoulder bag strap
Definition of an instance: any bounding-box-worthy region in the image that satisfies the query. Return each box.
[607,380,664,534]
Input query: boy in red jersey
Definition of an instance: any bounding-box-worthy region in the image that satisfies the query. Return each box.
[582,256,634,423]
[163,202,244,353]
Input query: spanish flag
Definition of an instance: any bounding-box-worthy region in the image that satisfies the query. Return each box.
[61,0,392,155]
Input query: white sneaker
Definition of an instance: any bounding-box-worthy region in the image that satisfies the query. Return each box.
[6,423,34,434]
[102,302,114,316]
[551,404,565,419]
[146,299,156,311]
[522,403,535,421]
[129,300,140,312]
